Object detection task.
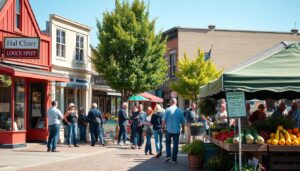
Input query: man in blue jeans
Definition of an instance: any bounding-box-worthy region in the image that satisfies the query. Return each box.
[118,102,129,145]
[87,103,105,146]
[47,101,63,152]
[162,98,186,164]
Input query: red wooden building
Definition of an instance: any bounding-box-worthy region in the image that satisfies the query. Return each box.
[0,0,68,148]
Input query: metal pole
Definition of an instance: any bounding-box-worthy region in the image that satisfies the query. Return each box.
[238,117,242,171]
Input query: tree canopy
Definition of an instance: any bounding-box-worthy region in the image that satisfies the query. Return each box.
[92,0,168,101]
[171,49,222,102]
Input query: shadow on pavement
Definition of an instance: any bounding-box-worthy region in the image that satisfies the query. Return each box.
[127,155,191,171]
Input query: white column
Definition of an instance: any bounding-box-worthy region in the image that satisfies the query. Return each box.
[84,88,90,114]
[59,87,65,112]
[74,88,78,108]
[51,81,56,101]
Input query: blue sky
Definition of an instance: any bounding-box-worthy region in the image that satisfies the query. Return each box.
[29,0,300,46]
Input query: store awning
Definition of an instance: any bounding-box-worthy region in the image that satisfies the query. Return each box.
[0,63,69,82]
[93,85,121,96]
[140,92,163,103]
[200,42,300,100]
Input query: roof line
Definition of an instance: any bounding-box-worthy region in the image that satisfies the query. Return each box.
[50,14,92,31]
[225,41,293,74]
[163,26,299,35]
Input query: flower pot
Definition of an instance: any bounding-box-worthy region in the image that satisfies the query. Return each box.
[188,154,203,169]
[190,125,204,136]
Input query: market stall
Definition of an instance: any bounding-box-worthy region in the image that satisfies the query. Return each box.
[200,42,300,171]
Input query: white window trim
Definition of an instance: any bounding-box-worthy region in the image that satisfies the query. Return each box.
[75,34,84,62]
[56,29,66,59]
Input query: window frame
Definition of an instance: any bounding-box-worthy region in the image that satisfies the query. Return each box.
[15,0,22,31]
[75,34,84,62]
[56,29,66,58]
[169,52,177,78]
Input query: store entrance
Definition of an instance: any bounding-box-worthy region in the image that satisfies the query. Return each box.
[26,82,47,142]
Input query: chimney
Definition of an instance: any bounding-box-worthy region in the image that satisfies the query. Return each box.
[291,29,298,34]
[208,25,216,31]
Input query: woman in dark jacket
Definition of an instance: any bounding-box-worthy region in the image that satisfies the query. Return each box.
[150,104,164,158]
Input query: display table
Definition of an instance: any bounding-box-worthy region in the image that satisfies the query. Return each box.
[210,137,267,152]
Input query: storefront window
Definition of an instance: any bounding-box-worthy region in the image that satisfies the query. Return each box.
[15,78,25,130]
[0,85,11,131]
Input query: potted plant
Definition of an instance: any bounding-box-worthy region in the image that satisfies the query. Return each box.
[182,140,204,169]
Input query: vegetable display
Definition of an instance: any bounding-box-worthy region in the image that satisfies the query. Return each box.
[267,125,300,146]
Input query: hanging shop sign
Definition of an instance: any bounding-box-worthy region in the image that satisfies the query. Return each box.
[4,37,40,58]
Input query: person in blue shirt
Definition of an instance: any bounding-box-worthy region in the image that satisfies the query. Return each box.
[47,101,63,152]
[117,102,129,145]
[162,98,186,164]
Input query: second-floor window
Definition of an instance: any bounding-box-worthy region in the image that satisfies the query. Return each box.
[15,0,21,30]
[75,35,84,61]
[169,53,176,78]
[56,29,66,58]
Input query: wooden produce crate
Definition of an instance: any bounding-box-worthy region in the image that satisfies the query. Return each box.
[269,152,300,171]
[210,137,267,152]
[268,145,300,152]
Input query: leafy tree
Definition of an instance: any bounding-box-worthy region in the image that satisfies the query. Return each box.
[171,49,222,102]
[92,0,168,102]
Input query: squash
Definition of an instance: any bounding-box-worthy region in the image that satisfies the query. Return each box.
[270,133,275,138]
[293,139,299,145]
[279,132,285,145]
[284,129,293,145]
[272,139,278,145]
[267,139,273,145]
[289,133,297,141]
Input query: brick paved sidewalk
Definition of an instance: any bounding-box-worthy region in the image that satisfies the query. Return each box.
[0,142,195,171]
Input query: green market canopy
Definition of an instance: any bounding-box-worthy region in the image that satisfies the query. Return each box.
[200,42,300,100]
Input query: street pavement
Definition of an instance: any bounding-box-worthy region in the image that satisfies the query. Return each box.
[0,142,195,171]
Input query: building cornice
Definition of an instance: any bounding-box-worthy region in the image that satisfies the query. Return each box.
[163,26,300,36]
[50,14,92,31]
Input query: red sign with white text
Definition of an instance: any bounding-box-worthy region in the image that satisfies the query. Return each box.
[5,49,39,58]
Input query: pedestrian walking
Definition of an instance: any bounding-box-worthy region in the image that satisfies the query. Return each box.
[118,102,129,145]
[130,106,139,149]
[162,98,186,164]
[150,104,164,158]
[87,103,105,146]
[185,102,196,144]
[78,107,88,143]
[137,104,146,148]
[47,101,63,152]
[143,107,154,155]
[64,103,79,147]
